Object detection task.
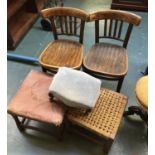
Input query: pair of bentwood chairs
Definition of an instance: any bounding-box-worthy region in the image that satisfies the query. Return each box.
[39,7,141,92]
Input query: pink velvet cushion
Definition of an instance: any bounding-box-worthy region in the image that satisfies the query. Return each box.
[7,70,65,126]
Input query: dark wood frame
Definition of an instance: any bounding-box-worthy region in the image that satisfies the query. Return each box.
[9,113,66,140]
[67,122,113,154]
[83,67,125,92]
[111,0,148,11]
[124,106,148,125]
[7,0,45,50]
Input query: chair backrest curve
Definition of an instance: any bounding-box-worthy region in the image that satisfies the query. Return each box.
[89,9,141,48]
[41,7,89,43]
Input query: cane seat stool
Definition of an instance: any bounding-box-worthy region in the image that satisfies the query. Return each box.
[39,7,89,73]
[83,10,141,92]
[67,88,128,154]
[7,70,65,137]
[124,75,148,124]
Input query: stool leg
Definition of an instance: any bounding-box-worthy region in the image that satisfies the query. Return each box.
[58,116,68,141]
[42,67,47,73]
[12,115,25,132]
[124,106,148,125]
[117,77,124,92]
[58,122,66,141]
[123,106,138,116]
[103,139,113,154]
[124,106,142,116]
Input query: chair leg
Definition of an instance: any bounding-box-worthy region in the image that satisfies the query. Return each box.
[42,67,47,73]
[103,139,113,154]
[11,115,25,132]
[116,77,124,92]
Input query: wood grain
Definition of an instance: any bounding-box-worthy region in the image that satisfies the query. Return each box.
[89,9,141,25]
[83,43,128,77]
[41,7,89,21]
[39,7,88,72]
[39,40,83,71]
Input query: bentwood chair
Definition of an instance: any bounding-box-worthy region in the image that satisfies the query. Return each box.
[39,7,88,73]
[83,10,141,92]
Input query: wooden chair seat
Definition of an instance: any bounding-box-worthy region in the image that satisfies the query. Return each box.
[39,39,83,72]
[83,43,128,77]
[67,88,127,153]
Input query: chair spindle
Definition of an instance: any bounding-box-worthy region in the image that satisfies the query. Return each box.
[118,20,123,39]
[74,17,77,35]
[64,16,68,34]
[104,19,107,37]
[69,16,72,34]
[113,20,118,38]
[59,16,64,33]
[109,19,113,37]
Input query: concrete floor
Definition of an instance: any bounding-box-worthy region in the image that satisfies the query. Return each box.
[7,0,148,155]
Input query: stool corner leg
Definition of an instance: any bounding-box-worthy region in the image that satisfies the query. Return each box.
[12,115,25,132]
[103,138,113,154]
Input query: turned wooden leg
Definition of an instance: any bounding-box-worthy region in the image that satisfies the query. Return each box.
[103,139,113,154]
[11,115,25,132]
[117,77,124,92]
[123,106,148,125]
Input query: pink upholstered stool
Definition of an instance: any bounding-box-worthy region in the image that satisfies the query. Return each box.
[7,70,65,138]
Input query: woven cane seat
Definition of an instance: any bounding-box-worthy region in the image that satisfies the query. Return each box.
[39,40,83,72]
[67,88,127,139]
[135,76,148,111]
[7,70,65,126]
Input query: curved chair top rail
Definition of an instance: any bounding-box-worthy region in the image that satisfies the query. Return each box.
[89,9,141,26]
[41,7,89,21]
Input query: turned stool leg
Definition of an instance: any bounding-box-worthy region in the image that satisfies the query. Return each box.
[123,106,148,125]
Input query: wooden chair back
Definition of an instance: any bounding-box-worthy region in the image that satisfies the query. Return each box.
[89,10,141,48]
[41,7,89,43]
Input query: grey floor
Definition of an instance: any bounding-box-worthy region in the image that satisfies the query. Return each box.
[7,0,148,155]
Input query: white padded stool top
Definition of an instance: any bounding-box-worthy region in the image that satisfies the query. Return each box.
[49,67,101,109]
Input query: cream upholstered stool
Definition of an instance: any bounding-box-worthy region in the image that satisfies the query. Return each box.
[124,76,148,124]
[7,70,65,138]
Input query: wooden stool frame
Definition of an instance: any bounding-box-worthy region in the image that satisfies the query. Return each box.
[66,121,114,154]
[9,113,66,140]
[66,88,127,154]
